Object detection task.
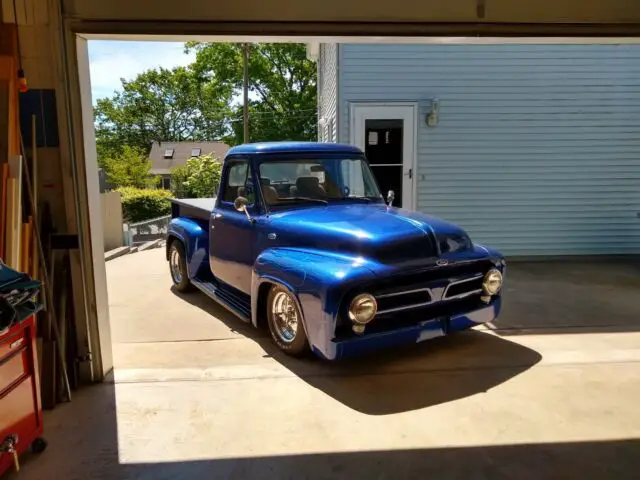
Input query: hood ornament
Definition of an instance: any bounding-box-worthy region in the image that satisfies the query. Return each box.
[436,259,449,267]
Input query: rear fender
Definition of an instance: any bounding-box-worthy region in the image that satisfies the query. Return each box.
[167,217,209,279]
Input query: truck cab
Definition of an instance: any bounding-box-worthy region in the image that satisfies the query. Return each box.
[167,142,506,360]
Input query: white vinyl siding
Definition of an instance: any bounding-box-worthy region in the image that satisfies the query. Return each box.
[318,43,338,142]
[336,43,640,256]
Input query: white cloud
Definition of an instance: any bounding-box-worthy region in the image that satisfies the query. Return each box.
[89,41,196,101]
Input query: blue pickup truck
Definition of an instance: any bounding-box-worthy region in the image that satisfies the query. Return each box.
[167,142,505,360]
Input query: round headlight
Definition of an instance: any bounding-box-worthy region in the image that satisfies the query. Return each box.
[483,269,503,295]
[348,293,377,324]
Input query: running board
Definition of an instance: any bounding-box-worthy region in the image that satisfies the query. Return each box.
[191,278,251,323]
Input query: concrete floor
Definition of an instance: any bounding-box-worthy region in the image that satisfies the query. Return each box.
[11,250,640,479]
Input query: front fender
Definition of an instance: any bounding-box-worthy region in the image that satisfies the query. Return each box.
[251,248,377,357]
[167,217,209,279]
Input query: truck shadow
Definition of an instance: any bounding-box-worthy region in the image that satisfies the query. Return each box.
[171,287,542,415]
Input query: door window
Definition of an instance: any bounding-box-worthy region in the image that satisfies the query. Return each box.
[364,119,404,207]
[222,160,255,204]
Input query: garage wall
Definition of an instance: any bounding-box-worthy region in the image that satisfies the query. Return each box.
[57,0,640,28]
[1,0,111,381]
[338,43,640,256]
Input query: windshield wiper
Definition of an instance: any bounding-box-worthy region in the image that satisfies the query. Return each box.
[279,196,329,205]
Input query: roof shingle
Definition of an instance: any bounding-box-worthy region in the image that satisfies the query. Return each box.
[149,141,230,174]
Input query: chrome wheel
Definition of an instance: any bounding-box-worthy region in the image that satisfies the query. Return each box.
[169,247,182,284]
[271,291,299,343]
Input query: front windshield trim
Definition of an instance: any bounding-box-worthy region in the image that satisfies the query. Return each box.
[256,155,384,211]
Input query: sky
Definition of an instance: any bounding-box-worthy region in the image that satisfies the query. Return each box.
[88,41,196,102]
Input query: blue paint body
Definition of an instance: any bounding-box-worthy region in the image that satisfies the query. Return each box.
[167,142,506,360]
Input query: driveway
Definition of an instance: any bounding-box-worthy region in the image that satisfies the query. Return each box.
[13,250,640,479]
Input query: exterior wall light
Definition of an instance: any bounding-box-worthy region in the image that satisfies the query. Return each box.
[426,98,440,127]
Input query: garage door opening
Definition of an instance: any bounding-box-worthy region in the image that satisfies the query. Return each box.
[84,38,640,366]
[79,36,640,381]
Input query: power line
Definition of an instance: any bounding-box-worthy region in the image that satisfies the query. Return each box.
[227,114,317,123]
[95,109,318,121]
[199,108,318,117]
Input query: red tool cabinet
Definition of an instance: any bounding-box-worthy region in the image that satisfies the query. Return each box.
[0,315,46,476]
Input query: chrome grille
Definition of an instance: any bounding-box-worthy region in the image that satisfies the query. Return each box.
[376,288,433,315]
[369,265,490,318]
[442,274,484,300]
[335,260,496,339]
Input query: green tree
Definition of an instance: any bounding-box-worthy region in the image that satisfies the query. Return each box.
[102,145,157,189]
[186,43,317,144]
[94,42,318,166]
[171,154,222,198]
[94,66,233,161]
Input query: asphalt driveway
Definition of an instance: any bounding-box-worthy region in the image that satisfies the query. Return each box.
[13,250,640,479]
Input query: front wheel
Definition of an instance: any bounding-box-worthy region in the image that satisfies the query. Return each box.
[31,437,48,454]
[169,241,194,292]
[266,286,309,356]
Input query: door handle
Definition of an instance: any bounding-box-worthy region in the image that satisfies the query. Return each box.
[404,168,412,179]
[211,213,222,229]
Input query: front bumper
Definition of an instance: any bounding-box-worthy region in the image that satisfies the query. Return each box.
[312,296,502,360]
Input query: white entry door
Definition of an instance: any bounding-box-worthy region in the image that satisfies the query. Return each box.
[351,103,417,209]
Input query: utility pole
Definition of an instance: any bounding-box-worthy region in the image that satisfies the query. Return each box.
[243,43,249,144]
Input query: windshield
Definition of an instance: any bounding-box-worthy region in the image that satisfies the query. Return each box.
[258,157,383,207]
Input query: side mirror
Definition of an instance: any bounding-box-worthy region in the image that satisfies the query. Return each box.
[386,190,395,207]
[234,196,252,221]
[234,196,248,212]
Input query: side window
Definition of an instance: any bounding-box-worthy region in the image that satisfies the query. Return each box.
[340,159,366,197]
[222,161,255,204]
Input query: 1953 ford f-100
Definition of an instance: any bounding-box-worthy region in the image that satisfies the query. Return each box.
[167,142,505,360]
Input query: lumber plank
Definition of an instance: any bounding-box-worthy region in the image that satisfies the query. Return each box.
[7,155,22,268]
[31,114,38,278]
[0,163,7,258]
[4,177,17,268]
[21,221,29,272]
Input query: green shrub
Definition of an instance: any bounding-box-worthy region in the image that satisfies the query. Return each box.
[170,154,222,198]
[117,187,172,222]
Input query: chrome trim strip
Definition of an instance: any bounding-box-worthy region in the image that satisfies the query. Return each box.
[376,287,431,299]
[375,287,434,315]
[377,299,435,316]
[442,274,484,300]
[444,288,483,301]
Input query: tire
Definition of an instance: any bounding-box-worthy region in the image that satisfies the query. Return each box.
[168,241,194,292]
[31,437,48,454]
[266,285,309,356]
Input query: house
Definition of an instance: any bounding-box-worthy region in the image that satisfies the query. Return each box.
[149,141,230,189]
[310,43,640,256]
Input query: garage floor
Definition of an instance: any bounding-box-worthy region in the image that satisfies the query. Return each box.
[11,249,640,479]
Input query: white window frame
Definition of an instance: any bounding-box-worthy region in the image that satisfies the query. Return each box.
[350,102,418,210]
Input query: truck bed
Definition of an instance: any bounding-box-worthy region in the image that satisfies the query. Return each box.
[170,197,215,221]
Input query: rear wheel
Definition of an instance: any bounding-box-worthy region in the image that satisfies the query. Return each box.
[169,241,194,292]
[266,286,309,356]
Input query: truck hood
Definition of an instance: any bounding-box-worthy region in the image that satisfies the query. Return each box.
[267,204,475,265]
